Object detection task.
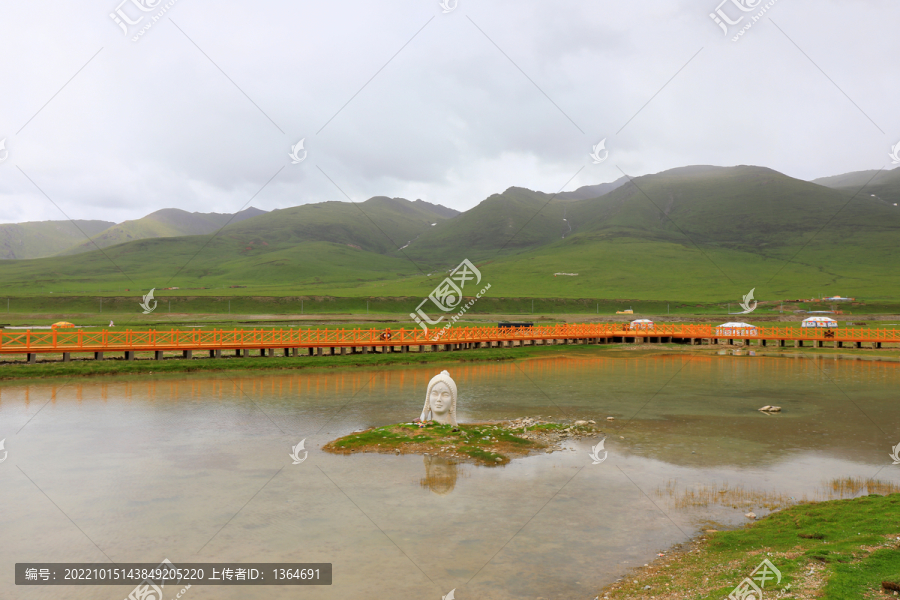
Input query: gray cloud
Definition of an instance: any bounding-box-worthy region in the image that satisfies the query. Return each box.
[0,0,897,224]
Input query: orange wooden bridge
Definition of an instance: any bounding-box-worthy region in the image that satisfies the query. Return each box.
[1,324,897,363]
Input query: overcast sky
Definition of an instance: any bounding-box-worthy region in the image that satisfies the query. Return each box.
[0,0,897,224]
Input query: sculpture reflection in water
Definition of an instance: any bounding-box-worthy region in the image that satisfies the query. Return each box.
[420,455,460,495]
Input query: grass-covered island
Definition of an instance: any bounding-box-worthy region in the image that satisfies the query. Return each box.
[323,418,604,465]
[600,492,900,599]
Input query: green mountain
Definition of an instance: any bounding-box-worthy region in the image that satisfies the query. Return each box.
[0,220,115,260]
[555,177,628,201]
[0,197,458,292]
[2,166,899,302]
[58,207,267,256]
[812,167,900,205]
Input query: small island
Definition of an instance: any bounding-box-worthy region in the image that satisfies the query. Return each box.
[322,418,603,466]
[323,370,605,465]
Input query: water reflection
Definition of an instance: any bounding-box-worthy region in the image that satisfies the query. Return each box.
[1,354,899,600]
[420,455,460,495]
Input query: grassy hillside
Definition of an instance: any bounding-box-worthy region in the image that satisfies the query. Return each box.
[218,196,456,257]
[58,207,267,256]
[2,166,900,303]
[0,197,456,294]
[555,177,628,201]
[812,166,900,204]
[0,219,114,260]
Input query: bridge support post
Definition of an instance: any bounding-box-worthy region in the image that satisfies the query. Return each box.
[778,340,785,347]
[154,351,163,360]
[27,353,36,364]
[316,347,323,356]
[94,352,104,360]
[875,342,882,349]
[816,340,824,348]
[794,340,801,348]
[291,347,298,357]
[834,341,841,349]
[215,349,222,358]
[283,348,290,357]
[183,350,192,359]
[235,349,242,357]
[362,346,369,354]
[401,345,408,353]
[62,352,71,362]
[760,339,767,347]
[209,350,215,358]
[125,351,135,361]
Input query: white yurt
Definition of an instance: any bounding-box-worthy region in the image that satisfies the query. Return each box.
[715,322,759,335]
[802,316,838,328]
[630,319,654,330]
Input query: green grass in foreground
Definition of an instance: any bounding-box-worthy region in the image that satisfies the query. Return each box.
[604,493,900,599]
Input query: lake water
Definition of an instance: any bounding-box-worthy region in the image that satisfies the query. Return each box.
[1,352,899,599]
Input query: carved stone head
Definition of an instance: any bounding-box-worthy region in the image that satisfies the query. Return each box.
[419,370,458,426]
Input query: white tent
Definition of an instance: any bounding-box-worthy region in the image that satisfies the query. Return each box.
[802,316,838,328]
[715,322,759,335]
[630,319,654,330]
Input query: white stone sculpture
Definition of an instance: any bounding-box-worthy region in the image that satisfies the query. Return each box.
[419,370,458,426]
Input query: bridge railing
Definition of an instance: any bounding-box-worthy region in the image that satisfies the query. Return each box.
[1,324,898,353]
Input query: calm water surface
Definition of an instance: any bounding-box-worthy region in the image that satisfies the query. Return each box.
[1,353,898,599]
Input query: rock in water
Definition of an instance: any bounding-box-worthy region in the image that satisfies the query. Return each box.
[745,512,757,519]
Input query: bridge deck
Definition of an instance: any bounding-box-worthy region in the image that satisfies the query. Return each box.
[0,324,897,356]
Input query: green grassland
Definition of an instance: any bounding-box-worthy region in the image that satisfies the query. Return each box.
[323,421,550,465]
[56,207,265,256]
[2,166,899,308]
[604,493,900,599]
[0,219,114,260]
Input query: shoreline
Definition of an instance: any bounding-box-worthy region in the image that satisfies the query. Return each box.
[596,493,900,599]
[0,342,897,382]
